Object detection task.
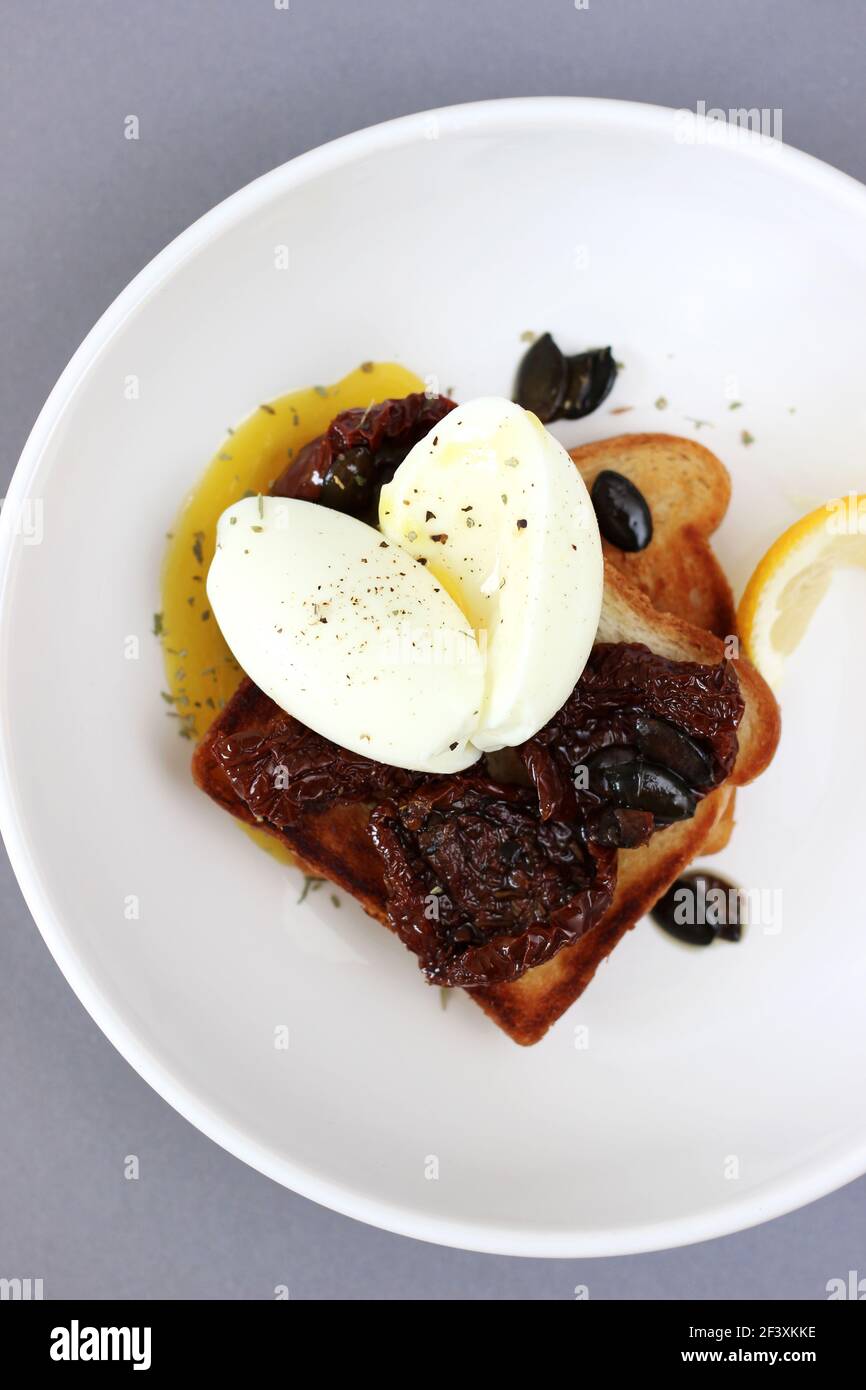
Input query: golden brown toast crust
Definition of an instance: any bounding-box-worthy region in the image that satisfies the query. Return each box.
[699,784,736,855]
[571,434,737,641]
[597,564,780,789]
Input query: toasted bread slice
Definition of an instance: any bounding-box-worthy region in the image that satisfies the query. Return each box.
[472,563,779,1042]
[571,433,736,640]
[193,559,780,1045]
[699,783,736,855]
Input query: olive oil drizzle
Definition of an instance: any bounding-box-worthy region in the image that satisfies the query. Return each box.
[158,361,425,866]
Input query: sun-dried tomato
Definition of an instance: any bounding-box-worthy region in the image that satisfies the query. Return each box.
[212,701,422,828]
[272,392,456,524]
[520,642,743,825]
[369,779,616,988]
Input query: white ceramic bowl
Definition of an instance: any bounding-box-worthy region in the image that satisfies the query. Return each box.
[2,98,866,1257]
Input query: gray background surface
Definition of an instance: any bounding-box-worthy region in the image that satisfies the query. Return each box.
[2,0,864,1301]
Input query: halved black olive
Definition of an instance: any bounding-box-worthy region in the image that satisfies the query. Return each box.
[560,347,617,419]
[514,335,618,424]
[585,745,636,775]
[514,332,568,423]
[591,469,653,552]
[320,445,376,516]
[590,757,696,823]
[634,716,713,788]
[651,871,747,946]
[687,871,748,942]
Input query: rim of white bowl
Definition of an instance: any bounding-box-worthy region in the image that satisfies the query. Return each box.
[2,97,866,1259]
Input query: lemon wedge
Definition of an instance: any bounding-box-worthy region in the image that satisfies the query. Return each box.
[738,494,866,690]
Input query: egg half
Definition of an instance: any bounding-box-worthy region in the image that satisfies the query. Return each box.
[379,396,603,751]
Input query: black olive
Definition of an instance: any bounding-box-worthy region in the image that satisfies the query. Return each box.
[514,332,567,423]
[634,716,714,788]
[560,347,617,419]
[321,445,376,516]
[591,469,653,552]
[651,886,717,946]
[583,747,632,802]
[687,871,747,942]
[591,758,697,822]
[651,871,747,946]
[370,437,407,487]
[585,745,636,775]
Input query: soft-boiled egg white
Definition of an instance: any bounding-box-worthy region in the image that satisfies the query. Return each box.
[207,496,484,774]
[207,397,603,773]
[379,397,603,750]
